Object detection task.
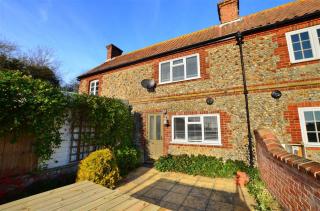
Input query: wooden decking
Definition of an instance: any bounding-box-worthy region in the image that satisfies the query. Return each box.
[0,181,162,211]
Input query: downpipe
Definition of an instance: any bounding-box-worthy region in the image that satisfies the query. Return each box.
[236,32,254,167]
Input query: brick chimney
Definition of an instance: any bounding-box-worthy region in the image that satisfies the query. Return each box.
[106,44,123,60]
[217,0,239,24]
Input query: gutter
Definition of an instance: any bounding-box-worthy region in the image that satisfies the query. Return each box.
[78,11,320,80]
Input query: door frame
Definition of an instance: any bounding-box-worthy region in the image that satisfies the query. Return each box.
[146,113,164,160]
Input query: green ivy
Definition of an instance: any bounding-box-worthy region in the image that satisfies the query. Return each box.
[68,94,134,149]
[0,71,67,161]
[0,71,135,164]
[246,168,281,211]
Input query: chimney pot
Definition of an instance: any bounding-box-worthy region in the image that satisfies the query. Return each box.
[106,44,123,60]
[218,0,239,24]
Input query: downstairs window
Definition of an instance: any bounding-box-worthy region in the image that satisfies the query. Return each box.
[172,114,221,145]
[298,107,320,146]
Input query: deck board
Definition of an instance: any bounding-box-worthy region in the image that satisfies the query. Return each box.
[0,181,161,211]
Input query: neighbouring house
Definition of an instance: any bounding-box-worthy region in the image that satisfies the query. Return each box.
[78,0,320,163]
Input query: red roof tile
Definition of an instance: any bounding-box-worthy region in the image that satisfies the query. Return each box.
[79,0,320,78]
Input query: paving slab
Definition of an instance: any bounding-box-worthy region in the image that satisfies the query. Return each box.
[117,167,257,211]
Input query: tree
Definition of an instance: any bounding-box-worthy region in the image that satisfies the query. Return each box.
[0,40,61,86]
[61,79,79,93]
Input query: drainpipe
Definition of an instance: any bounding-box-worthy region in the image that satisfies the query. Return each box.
[235,32,254,167]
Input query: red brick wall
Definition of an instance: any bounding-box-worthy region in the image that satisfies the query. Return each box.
[254,129,320,210]
[218,0,239,24]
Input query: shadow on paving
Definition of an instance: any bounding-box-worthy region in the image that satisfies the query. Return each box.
[129,178,250,211]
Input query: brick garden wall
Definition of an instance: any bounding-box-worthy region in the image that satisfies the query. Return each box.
[254,129,320,210]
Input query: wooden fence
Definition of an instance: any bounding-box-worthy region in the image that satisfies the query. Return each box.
[0,135,38,178]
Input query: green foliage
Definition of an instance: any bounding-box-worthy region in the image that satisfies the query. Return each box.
[0,71,67,160]
[76,149,120,189]
[115,147,140,176]
[69,94,134,149]
[155,154,280,210]
[246,168,280,211]
[155,154,248,178]
[0,71,135,165]
[0,41,60,86]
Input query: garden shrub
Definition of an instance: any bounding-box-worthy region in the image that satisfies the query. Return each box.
[155,154,248,178]
[115,146,140,176]
[76,149,120,189]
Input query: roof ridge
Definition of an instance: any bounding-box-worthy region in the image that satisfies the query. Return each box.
[116,0,300,58]
[121,25,220,56]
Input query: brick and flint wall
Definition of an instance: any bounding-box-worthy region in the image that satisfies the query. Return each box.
[255,129,320,210]
[79,18,320,162]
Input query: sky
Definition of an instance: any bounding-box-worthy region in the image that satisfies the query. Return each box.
[0,0,293,84]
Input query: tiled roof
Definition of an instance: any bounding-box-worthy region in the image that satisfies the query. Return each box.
[79,0,320,78]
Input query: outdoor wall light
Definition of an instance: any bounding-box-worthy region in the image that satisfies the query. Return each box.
[141,79,156,92]
[271,90,282,99]
[206,97,214,105]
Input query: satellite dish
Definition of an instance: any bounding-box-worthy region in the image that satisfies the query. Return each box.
[141,79,156,92]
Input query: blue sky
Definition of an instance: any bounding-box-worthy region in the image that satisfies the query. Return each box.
[0,0,293,84]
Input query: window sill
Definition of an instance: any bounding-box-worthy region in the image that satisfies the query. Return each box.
[290,57,320,64]
[170,141,222,146]
[158,76,201,85]
[304,143,320,148]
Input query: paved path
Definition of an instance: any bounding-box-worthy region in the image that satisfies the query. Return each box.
[117,167,256,211]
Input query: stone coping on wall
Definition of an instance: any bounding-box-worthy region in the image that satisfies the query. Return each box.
[254,129,320,180]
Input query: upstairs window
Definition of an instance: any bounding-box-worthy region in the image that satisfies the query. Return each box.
[159,54,200,84]
[172,114,221,145]
[286,25,320,63]
[89,80,99,95]
[298,107,320,146]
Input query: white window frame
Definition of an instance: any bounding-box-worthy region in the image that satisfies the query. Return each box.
[298,107,320,147]
[89,80,99,96]
[171,114,222,146]
[159,53,201,84]
[285,25,320,63]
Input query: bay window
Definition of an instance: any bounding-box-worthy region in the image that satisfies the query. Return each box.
[172,114,221,145]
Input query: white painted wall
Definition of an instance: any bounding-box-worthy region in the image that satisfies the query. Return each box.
[44,121,72,169]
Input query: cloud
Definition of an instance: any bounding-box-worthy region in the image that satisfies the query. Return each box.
[39,8,48,22]
[38,0,52,23]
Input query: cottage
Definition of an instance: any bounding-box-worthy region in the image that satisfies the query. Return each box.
[78,0,320,164]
